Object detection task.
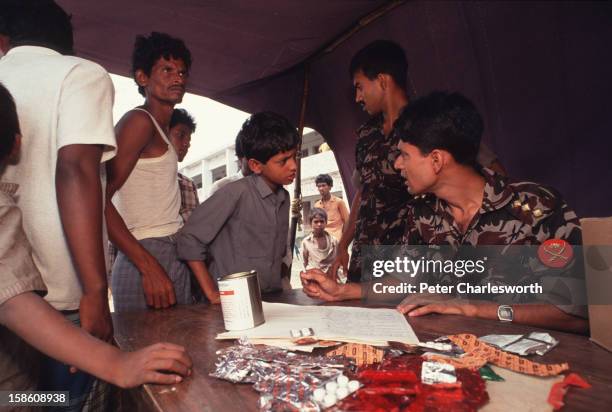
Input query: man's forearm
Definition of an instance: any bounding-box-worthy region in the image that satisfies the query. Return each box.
[187,260,218,297]
[338,189,361,250]
[56,145,107,295]
[474,303,588,334]
[0,293,122,384]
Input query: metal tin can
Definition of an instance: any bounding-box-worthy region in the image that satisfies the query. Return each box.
[218,270,265,331]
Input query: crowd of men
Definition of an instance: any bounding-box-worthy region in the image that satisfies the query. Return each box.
[0,1,587,408]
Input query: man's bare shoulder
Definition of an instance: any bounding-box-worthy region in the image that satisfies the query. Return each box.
[116,109,152,128]
[115,109,154,142]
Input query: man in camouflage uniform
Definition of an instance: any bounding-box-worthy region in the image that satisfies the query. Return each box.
[301,91,587,334]
[331,40,503,282]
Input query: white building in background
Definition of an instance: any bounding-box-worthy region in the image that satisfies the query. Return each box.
[178,130,348,232]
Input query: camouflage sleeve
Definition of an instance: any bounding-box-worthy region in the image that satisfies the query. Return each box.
[543,190,582,245]
[403,204,426,245]
[538,191,587,318]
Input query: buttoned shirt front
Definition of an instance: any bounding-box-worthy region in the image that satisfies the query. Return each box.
[177,174,289,292]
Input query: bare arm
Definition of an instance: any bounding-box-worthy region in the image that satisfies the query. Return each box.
[56,144,111,341]
[0,292,192,388]
[329,188,361,279]
[105,111,176,309]
[186,260,220,304]
[398,300,588,334]
[338,198,350,228]
[302,243,309,268]
[300,270,362,301]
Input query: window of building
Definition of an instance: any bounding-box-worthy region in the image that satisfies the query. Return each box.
[211,165,227,182]
[192,174,203,189]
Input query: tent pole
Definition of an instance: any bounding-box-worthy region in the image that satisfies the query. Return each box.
[289,64,310,268]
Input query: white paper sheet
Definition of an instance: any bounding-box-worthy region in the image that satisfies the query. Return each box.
[217,302,419,345]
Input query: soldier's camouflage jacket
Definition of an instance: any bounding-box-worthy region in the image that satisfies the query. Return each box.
[402,168,586,317]
[349,113,411,280]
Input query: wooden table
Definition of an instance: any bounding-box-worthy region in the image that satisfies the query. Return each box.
[113,290,612,411]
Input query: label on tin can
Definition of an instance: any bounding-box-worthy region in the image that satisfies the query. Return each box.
[219,274,261,331]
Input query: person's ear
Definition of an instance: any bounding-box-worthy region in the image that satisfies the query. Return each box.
[377,73,388,91]
[0,34,10,55]
[430,149,444,174]
[8,134,21,165]
[135,69,149,90]
[247,158,263,175]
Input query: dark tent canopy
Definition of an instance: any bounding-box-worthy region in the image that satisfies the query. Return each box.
[58,0,612,217]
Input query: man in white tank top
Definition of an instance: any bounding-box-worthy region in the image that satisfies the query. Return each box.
[106,32,195,311]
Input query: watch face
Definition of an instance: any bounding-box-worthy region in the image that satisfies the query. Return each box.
[498,306,513,321]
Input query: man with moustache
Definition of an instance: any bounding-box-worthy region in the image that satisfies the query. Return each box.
[106,32,194,312]
[330,40,504,283]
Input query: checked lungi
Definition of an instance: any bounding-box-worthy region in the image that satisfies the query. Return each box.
[110,234,191,312]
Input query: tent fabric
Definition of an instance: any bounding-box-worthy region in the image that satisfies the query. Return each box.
[58,0,612,218]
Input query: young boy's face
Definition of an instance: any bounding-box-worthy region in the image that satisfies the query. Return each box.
[311,216,326,236]
[253,148,297,188]
[169,123,192,162]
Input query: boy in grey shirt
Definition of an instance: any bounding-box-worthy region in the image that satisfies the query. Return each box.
[177,112,298,300]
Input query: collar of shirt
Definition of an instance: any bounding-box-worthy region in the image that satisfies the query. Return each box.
[0,182,19,197]
[356,104,410,140]
[432,167,513,217]
[250,174,287,203]
[6,45,61,58]
[318,195,337,205]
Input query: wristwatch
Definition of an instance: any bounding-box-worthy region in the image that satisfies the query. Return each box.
[497,305,514,322]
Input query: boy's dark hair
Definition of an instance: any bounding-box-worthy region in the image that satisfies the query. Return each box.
[309,207,328,223]
[349,40,408,90]
[0,83,19,161]
[234,134,244,159]
[315,174,333,187]
[170,108,196,133]
[0,0,74,55]
[132,32,192,96]
[393,91,483,166]
[238,111,299,164]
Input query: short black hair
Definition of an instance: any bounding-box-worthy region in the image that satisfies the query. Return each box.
[132,32,192,96]
[393,91,483,166]
[237,111,299,164]
[309,207,328,223]
[349,40,408,90]
[0,0,74,55]
[170,108,196,133]
[315,174,333,187]
[234,133,244,159]
[0,83,19,161]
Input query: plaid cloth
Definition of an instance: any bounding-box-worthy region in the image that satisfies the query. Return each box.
[178,172,199,222]
[110,235,191,312]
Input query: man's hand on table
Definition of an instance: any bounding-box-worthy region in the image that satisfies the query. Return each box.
[397,293,481,318]
[300,269,361,301]
[113,342,193,388]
